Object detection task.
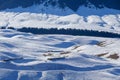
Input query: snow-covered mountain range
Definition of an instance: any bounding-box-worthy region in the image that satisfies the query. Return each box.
[0,1,120,80]
[0,0,120,11]
[0,0,120,34]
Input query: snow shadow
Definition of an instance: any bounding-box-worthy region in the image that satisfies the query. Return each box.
[0,62,114,72]
[53,42,75,48]
[109,69,120,76]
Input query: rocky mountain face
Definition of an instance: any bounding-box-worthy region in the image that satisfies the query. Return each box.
[0,0,120,11]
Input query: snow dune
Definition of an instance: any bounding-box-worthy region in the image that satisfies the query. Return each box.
[0,29,120,80]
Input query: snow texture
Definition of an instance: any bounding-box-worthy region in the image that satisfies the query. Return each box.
[0,5,120,34]
[0,29,120,80]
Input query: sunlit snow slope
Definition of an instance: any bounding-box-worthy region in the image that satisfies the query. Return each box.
[0,29,120,80]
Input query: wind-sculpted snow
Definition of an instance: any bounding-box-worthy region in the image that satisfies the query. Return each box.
[0,0,119,79]
[0,29,120,80]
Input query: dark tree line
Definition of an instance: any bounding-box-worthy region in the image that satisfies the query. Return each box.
[9,27,120,38]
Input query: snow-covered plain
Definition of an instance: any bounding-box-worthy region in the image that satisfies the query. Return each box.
[0,29,120,80]
[0,5,120,34]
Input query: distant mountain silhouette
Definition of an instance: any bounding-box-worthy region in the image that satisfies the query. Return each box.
[0,0,120,11]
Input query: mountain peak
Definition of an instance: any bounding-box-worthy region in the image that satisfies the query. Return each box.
[0,0,120,11]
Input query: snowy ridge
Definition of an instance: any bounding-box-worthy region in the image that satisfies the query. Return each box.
[0,0,120,11]
[0,2,119,34]
[0,29,120,80]
[0,11,120,34]
[0,0,119,34]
